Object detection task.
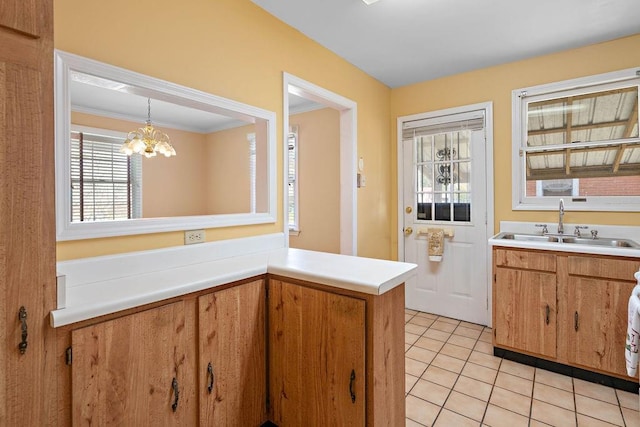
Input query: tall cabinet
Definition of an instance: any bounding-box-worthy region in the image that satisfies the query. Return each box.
[0,1,56,425]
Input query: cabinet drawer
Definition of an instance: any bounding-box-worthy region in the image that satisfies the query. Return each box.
[568,256,640,281]
[494,248,556,272]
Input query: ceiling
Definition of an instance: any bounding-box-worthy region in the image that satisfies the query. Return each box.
[70,72,322,134]
[251,0,640,88]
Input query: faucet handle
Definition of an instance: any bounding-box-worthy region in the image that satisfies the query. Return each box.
[590,229,598,239]
[574,225,588,237]
[535,224,548,235]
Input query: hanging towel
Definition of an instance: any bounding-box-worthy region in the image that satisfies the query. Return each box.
[427,228,445,262]
[625,282,640,377]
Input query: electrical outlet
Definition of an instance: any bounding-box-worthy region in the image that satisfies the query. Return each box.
[184,229,206,245]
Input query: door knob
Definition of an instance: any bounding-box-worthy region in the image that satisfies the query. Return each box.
[404,227,413,236]
[405,206,412,214]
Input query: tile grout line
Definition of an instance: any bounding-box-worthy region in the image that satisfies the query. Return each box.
[406,311,637,427]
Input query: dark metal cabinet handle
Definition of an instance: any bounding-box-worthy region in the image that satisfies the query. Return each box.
[574,311,579,331]
[545,305,550,325]
[349,369,356,403]
[171,378,179,412]
[18,306,28,354]
[207,362,215,394]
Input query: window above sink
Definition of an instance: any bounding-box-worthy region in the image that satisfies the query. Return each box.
[512,67,640,212]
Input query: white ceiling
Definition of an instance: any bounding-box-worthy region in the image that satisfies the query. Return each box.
[251,0,640,88]
[70,73,322,134]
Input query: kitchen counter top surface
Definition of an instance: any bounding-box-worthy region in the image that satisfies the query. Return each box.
[50,243,416,328]
[489,221,640,258]
[489,235,640,257]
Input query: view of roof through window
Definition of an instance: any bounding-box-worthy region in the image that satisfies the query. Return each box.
[524,84,640,198]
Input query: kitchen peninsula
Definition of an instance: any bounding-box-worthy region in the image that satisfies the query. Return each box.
[52,234,416,426]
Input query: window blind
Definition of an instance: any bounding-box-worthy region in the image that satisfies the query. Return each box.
[70,130,142,221]
[247,133,257,214]
[402,111,484,139]
[287,127,298,229]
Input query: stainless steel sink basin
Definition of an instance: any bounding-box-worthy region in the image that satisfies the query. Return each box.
[494,232,640,249]
[497,233,559,243]
[560,236,640,248]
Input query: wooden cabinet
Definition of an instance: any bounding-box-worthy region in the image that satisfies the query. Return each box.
[493,247,640,381]
[269,279,366,426]
[198,280,266,426]
[59,276,404,426]
[63,279,267,426]
[566,256,639,377]
[494,249,557,359]
[71,301,197,426]
[0,0,56,425]
[0,0,47,37]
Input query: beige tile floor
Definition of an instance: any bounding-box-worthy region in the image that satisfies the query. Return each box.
[404,309,640,427]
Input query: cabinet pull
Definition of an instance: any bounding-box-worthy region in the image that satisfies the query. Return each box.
[545,304,550,325]
[349,369,356,403]
[207,362,215,394]
[574,311,579,331]
[171,377,179,412]
[18,306,28,354]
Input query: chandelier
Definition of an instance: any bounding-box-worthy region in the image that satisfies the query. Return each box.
[121,98,176,158]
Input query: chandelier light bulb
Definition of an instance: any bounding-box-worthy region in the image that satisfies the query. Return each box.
[121,98,176,158]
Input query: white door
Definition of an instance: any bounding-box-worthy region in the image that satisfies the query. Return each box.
[401,109,489,325]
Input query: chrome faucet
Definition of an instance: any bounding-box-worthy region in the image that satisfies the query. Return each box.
[558,199,564,234]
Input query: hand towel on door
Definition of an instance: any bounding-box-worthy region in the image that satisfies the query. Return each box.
[427,228,444,262]
[625,283,640,377]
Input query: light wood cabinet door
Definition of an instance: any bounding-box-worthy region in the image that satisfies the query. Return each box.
[494,268,557,358]
[567,276,635,377]
[0,0,55,425]
[198,280,266,426]
[70,301,197,426]
[0,0,44,37]
[269,280,366,426]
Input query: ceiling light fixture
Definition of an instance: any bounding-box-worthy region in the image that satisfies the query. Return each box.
[361,0,381,4]
[121,98,176,158]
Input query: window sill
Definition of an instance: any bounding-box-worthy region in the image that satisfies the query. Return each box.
[289,229,300,236]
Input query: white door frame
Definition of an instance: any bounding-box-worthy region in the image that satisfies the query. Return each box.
[283,72,358,255]
[397,101,495,325]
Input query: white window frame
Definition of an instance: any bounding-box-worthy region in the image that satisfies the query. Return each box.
[512,67,640,211]
[70,125,143,221]
[287,126,299,233]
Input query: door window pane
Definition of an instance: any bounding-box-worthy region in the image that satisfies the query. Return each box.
[414,130,473,223]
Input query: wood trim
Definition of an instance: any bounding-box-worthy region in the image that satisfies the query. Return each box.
[367,283,405,426]
[622,97,638,139]
[0,0,41,38]
[555,255,569,364]
[528,118,632,137]
[494,248,556,272]
[567,256,640,281]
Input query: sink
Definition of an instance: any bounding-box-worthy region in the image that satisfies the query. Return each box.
[560,236,640,248]
[497,233,560,243]
[494,232,640,249]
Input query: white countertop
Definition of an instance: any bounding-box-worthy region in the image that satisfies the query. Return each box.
[50,244,417,328]
[489,236,640,257]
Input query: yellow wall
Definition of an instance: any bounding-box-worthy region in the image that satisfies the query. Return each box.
[206,124,253,214]
[55,0,391,260]
[289,108,341,254]
[55,1,640,263]
[390,33,640,259]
